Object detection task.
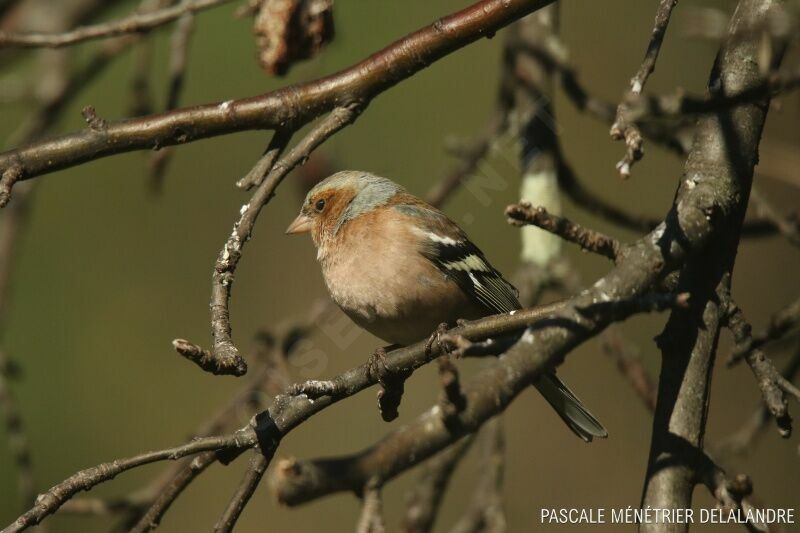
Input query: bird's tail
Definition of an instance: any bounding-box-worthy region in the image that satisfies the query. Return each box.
[533,373,608,442]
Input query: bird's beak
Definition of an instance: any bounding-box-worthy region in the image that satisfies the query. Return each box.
[286,213,313,235]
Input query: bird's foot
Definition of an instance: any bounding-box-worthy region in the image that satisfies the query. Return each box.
[424,322,451,356]
[368,345,410,422]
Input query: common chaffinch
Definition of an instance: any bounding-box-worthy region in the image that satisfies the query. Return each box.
[287,170,606,442]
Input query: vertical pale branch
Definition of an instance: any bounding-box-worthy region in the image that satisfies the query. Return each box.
[512,6,562,271]
[640,0,785,528]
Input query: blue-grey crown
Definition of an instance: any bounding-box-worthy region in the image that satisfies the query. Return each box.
[307,171,404,233]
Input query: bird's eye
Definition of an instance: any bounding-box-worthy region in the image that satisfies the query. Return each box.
[314,198,326,212]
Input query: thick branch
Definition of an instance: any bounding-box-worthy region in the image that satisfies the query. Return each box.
[267,289,676,506]
[0,0,555,186]
[640,0,784,527]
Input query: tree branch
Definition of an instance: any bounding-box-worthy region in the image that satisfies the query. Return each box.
[194,103,362,376]
[506,202,622,260]
[0,0,233,48]
[213,452,270,533]
[3,427,259,533]
[399,436,475,533]
[640,0,785,527]
[0,0,556,190]
[611,0,679,177]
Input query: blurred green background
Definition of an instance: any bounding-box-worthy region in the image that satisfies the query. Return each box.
[1,0,799,531]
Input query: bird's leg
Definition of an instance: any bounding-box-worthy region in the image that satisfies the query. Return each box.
[368,344,410,422]
[424,322,451,356]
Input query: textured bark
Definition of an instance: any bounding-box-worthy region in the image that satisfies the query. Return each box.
[639,0,785,529]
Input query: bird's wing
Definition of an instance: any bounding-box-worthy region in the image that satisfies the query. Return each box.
[392,201,521,314]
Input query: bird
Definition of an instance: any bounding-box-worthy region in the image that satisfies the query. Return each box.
[286,170,607,442]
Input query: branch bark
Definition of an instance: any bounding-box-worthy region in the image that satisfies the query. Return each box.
[0,0,555,187]
[639,0,785,529]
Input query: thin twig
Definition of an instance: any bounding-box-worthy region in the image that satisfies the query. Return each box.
[729,295,800,366]
[400,436,475,533]
[355,478,385,533]
[149,5,196,189]
[3,428,259,533]
[448,417,506,533]
[0,0,234,48]
[128,330,293,531]
[190,103,362,376]
[0,0,557,186]
[506,202,622,260]
[716,345,800,456]
[726,301,793,436]
[749,187,800,247]
[128,452,216,533]
[235,129,294,190]
[213,453,270,533]
[601,331,657,412]
[437,356,467,429]
[611,0,679,178]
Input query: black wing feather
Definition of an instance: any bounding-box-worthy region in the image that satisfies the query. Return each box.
[394,204,521,314]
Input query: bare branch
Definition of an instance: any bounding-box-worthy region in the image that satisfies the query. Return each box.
[197,104,362,376]
[0,0,556,189]
[128,452,216,533]
[749,187,800,247]
[729,295,800,366]
[726,301,793,436]
[448,418,506,533]
[601,331,657,412]
[640,0,785,523]
[235,128,294,190]
[213,453,270,533]
[148,6,196,189]
[3,427,259,533]
[0,0,234,48]
[506,202,622,260]
[130,330,294,532]
[355,478,385,533]
[611,0,679,177]
[400,437,475,533]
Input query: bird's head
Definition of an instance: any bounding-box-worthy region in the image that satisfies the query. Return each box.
[286,170,403,247]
